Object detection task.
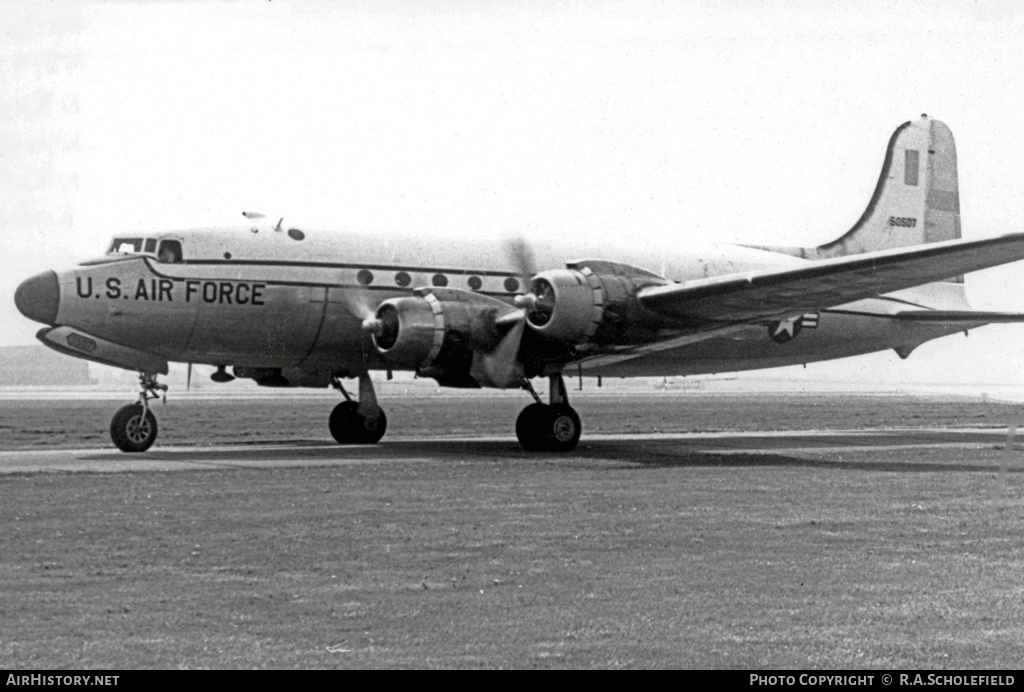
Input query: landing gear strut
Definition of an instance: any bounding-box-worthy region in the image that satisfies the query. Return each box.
[110,372,167,453]
[515,373,582,452]
[329,373,388,444]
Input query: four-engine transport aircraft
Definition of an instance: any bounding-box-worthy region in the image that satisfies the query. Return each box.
[14,115,1024,453]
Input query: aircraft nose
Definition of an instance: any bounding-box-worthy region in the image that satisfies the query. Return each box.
[15,271,60,325]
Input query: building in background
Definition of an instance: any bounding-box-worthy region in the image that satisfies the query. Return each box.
[0,346,92,386]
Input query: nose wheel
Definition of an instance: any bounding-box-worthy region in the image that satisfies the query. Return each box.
[329,373,388,444]
[515,374,582,452]
[110,404,158,453]
[110,372,166,453]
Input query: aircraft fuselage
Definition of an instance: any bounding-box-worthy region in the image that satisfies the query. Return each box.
[28,224,974,382]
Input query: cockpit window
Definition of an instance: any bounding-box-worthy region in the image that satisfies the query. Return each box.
[144,238,157,253]
[157,239,183,263]
[109,238,145,254]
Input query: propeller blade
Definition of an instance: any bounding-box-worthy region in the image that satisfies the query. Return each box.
[344,292,378,321]
[471,319,526,389]
[505,235,536,293]
[186,362,192,391]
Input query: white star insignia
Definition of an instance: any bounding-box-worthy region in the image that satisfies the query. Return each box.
[772,317,799,339]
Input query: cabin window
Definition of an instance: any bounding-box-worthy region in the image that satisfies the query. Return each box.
[504,277,520,292]
[467,275,482,291]
[357,270,374,285]
[109,238,145,254]
[431,274,448,287]
[157,240,183,263]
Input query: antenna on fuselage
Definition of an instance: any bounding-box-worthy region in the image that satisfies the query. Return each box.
[240,211,282,232]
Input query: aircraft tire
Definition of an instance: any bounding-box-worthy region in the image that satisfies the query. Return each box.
[329,401,360,444]
[356,408,387,444]
[545,404,581,453]
[329,401,387,444]
[516,403,550,452]
[110,404,158,453]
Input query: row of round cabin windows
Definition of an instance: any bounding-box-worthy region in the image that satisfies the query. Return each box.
[355,270,520,293]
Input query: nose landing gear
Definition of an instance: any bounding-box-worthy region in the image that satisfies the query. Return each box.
[515,373,582,452]
[110,372,167,453]
[329,373,388,444]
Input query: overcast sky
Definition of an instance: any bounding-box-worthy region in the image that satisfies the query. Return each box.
[4,0,1024,385]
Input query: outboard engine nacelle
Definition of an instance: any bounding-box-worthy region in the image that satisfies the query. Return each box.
[371,296,447,367]
[368,290,508,371]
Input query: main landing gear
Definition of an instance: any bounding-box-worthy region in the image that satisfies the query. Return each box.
[329,373,388,444]
[516,373,582,453]
[110,372,167,453]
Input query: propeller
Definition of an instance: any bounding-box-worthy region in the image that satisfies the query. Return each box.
[507,235,541,311]
[506,235,555,325]
[472,319,526,388]
[506,235,536,291]
[461,235,542,387]
[347,292,386,337]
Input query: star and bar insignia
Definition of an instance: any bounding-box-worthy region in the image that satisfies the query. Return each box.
[768,312,819,343]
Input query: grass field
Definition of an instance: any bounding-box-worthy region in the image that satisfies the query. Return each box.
[2,393,1024,668]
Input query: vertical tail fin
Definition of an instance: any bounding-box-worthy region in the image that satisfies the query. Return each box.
[815,115,961,258]
[757,116,963,270]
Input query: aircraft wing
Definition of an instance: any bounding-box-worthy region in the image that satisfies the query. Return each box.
[638,234,1024,324]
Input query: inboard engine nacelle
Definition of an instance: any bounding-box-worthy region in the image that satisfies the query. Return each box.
[522,262,672,343]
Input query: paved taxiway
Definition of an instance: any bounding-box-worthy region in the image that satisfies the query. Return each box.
[0,428,1017,475]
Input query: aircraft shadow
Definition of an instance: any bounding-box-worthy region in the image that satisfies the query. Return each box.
[587,441,1019,474]
[80,436,1024,474]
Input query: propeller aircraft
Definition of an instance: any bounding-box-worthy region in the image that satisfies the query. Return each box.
[14,116,1024,453]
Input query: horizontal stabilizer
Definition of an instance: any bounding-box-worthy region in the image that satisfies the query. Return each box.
[894,310,1024,323]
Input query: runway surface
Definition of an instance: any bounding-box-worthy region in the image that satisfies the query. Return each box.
[6,416,1024,668]
[1,427,1017,475]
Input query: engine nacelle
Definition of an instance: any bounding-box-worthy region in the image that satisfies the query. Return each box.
[372,296,446,366]
[524,263,669,344]
[525,269,604,342]
[369,291,506,369]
